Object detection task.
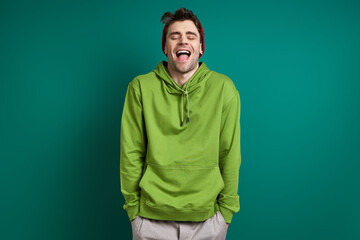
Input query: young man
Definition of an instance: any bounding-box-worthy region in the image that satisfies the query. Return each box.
[120,8,241,240]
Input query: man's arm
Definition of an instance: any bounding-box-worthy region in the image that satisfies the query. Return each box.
[218,89,241,224]
[120,80,147,222]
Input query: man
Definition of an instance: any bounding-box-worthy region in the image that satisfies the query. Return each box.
[120,7,241,240]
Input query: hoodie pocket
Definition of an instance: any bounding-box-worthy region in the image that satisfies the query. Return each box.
[139,164,225,211]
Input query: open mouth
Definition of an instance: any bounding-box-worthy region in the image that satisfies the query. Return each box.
[176,50,191,62]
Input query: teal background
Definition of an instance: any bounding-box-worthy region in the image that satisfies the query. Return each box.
[1,0,359,239]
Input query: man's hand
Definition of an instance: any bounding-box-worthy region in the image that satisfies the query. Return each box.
[226,223,229,229]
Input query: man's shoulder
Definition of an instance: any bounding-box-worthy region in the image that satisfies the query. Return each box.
[128,71,158,89]
[209,70,232,83]
[208,70,238,95]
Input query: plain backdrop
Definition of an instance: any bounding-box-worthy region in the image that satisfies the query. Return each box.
[1,0,359,239]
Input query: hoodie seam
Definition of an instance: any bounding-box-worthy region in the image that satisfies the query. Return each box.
[129,80,143,105]
[147,163,220,169]
[222,90,238,113]
[139,200,212,211]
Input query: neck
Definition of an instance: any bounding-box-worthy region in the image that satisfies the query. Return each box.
[167,62,200,87]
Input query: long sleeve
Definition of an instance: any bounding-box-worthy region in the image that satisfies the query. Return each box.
[217,89,241,224]
[120,80,147,222]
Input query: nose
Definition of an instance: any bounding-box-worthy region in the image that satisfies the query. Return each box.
[179,35,188,45]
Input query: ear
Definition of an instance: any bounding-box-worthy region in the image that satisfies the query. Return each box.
[200,43,203,54]
[164,45,168,56]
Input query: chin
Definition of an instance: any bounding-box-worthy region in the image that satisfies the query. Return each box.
[176,62,196,72]
[176,65,192,73]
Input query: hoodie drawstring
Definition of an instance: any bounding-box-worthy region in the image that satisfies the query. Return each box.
[169,78,193,127]
[180,89,190,126]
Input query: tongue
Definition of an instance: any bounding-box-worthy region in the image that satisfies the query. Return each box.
[178,54,189,62]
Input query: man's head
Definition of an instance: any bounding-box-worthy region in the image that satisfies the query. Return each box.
[161,8,204,74]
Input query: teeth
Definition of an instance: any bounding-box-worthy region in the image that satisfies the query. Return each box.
[176,50,190,55]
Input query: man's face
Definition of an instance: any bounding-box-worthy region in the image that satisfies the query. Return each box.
[164,20,203,74]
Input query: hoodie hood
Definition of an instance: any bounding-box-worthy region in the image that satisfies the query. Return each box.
[153,61,211,126]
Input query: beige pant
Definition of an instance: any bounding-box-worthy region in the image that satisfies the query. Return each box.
[131,210,228,240]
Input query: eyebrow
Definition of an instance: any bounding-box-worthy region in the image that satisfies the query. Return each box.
[169,31,198,37]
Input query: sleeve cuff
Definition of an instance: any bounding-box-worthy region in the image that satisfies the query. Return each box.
[124,203,140,221]
[219,205,235,224]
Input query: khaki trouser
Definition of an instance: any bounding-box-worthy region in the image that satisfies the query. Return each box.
[131,210,228,240]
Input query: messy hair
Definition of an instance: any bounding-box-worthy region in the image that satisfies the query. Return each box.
[160,7,203,45]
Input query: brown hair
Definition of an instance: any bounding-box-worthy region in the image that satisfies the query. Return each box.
[160,7,203,45]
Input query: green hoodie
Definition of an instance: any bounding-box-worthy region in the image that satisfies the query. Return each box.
[120,61,241,224]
